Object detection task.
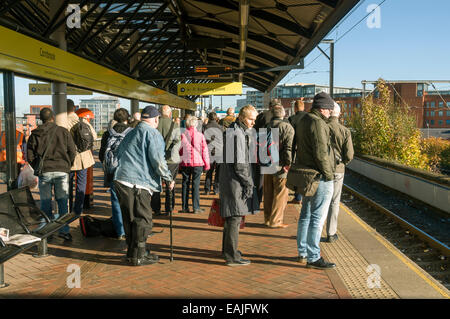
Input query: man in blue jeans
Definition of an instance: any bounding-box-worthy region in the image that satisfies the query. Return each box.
[27,108,77,240]
[99,108,133,239]
[292,92,336,269]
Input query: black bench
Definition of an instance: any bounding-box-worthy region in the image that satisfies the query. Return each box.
[0,186,79,288]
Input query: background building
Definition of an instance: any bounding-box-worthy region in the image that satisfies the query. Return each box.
[79,96,120,133]
[245,83,362,116]
[244,81,449,130]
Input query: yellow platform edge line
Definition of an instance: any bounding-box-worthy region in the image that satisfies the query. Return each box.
[340,203,450,299]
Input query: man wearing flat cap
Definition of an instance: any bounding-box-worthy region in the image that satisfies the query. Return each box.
[113,105,175,266]
[288,92,336,270]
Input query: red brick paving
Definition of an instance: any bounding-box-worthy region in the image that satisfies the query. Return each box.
[0,156,349,298]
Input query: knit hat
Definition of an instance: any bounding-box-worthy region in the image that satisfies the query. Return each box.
[311,92,335,109]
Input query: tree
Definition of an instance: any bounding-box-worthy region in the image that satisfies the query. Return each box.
[349,79,429,170]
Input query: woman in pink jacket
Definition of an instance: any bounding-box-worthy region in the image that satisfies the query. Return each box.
[179,115,210,214]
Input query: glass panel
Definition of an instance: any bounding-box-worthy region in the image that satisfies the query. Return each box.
[0,71,6,191]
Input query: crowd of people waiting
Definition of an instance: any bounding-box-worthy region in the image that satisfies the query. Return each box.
[23,91,353,268]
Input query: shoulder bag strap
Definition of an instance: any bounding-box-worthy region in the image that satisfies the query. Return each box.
[164,121,175,152]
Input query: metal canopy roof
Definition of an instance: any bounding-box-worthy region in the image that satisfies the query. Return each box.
[0,0,359,100]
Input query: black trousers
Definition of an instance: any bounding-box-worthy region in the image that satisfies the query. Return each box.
[113,181,153,259]
[204,161,219,193]
[180,166,203,211]
[222,216,242,262]
[151,163,179,214]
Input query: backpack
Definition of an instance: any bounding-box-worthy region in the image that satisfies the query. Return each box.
[257,121,280,167]
[71,119,94,153]
[79,215,117,238]
[103,127,133,175]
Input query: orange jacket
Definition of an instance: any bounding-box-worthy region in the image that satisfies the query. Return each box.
[0,130,25,164]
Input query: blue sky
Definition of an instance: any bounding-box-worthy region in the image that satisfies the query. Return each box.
[7,0,450,116]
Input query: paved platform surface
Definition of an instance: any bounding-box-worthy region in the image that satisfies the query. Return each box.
[0,158,448,299]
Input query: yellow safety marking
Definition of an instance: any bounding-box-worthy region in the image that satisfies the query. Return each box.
[340,203,450,299]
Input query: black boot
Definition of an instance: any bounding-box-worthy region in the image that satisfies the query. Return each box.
[131,242,159,266]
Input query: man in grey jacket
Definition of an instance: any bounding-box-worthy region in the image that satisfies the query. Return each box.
[325,102,354,242]
[151,105,180,215]
[219,105,259,266]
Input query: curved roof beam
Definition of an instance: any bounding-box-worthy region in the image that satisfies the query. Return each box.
[185,18,297,57]
[192,0,313,39]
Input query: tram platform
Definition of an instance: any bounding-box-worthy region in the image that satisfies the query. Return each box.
[0,157,448,299]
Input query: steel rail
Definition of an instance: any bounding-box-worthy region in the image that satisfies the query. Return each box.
[343,184,450,257]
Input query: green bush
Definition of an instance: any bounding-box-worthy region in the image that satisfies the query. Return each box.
[421,137,450,173]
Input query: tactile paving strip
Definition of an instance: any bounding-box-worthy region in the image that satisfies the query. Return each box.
[321,230,399,299]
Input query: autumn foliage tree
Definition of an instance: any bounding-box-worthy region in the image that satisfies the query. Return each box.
[349,79,430,170]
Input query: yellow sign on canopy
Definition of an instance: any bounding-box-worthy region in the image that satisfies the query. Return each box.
[177,82,242,96]
[0,26,195,110]
[29,83,93,95]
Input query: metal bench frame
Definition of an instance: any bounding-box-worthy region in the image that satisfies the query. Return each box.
[0,186,79,288]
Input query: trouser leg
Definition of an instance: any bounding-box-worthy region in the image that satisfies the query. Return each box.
[223,216,242,262]
[165,164,178,213]
[263,174,274,224]
[192,166,203,211]
[269,177,289,226]
[151,192,161,214]
[213,162,219,193]
[326,173,344,236]
[113,181,134,257]
[205,165,213,193]
[181,167,191,211]
[110,185,125,237]
[132,186,153,259]
[74,169,87,215]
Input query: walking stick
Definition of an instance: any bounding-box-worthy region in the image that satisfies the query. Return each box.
[168,182,174,262]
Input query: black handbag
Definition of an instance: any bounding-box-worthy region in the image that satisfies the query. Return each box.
[31,126,58,177]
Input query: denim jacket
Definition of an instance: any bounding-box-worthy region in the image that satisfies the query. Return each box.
[113,122,172,193]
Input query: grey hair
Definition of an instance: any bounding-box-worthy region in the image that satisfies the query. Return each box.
[331,102,341,117]
[185,115,198,128]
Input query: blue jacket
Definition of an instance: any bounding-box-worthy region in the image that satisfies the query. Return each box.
[113,122,172,192]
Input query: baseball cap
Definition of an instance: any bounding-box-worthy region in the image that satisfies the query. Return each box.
[141,105,160,119]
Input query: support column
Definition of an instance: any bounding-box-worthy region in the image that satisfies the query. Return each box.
[3,71,17,191]
[263,91,270,110]
[49,0,68,128]
[130,31,140,115]
[329,41,334,98]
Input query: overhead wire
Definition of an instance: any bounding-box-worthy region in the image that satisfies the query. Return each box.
[285,0,388,83]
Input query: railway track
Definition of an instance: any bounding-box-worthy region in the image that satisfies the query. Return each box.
[341,182,450,290]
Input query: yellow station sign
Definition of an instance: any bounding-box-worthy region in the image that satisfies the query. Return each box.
[0,26,195,110]
[29,83,92,95]
[177,82,242,96]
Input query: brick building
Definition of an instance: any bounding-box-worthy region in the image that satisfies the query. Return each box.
[277,81,449,129]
